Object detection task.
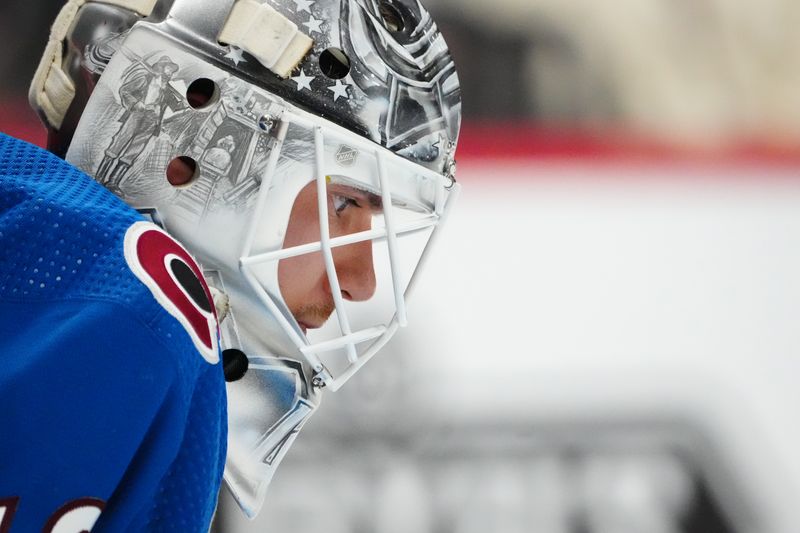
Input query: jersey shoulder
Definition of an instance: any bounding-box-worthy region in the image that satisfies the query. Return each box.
[0,132,145,304]
[0,133,219,367]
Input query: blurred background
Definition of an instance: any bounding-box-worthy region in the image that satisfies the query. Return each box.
[3,1,800,532]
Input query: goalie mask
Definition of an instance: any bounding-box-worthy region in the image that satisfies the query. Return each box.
[31,0,461,518]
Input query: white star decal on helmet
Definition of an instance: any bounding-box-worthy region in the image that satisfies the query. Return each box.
[294,0,315,13]
[224,46,247,66]
[328,80,350,101]
[302,15,323,34]
[292,69,314,91]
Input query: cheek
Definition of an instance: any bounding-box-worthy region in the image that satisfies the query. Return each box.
[278,251,328,308]
[330,210,373,238]
[284,217,319,248]
[283,182,321,248]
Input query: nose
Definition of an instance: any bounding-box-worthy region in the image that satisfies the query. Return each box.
[334,239,377,302]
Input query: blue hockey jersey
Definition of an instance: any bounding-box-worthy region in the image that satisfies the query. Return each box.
[0,133,227,532]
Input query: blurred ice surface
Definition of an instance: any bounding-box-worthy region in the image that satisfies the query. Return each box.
[217,159,800,533]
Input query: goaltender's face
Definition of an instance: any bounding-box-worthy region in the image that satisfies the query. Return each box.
[278,181,382,333]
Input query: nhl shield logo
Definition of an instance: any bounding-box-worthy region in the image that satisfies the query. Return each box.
[335,145,358,167]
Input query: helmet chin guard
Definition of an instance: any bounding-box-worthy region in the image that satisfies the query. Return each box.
[43,0,461,519]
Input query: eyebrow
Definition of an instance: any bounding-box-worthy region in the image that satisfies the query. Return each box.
[363,190,383,211]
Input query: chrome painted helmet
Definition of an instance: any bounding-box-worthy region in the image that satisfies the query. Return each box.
[32,0,460,517]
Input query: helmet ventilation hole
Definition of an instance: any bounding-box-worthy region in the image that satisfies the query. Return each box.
[379,2,406,33]
[319,48,351,80]
[167,156,199,188]
[186,78,219,109]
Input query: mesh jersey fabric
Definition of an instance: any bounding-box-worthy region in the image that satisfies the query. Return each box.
[0,133,227,532]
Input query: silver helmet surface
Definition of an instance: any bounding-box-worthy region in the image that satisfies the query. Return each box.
[32,0,461,518]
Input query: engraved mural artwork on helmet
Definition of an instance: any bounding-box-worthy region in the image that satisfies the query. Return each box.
[71,0,460,224]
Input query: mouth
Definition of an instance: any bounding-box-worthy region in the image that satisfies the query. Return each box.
[293,304,334,335]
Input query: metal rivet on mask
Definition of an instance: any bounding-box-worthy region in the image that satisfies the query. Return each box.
[443,141,458,188]
[444,159,457,189]
[258,115,276,132]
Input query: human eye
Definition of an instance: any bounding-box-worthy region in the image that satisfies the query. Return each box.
[332,193,361,216]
